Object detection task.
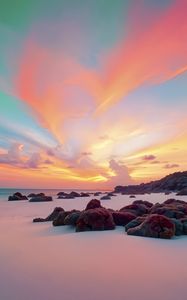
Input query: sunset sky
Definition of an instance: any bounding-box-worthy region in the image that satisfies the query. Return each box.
[0,0,187,189]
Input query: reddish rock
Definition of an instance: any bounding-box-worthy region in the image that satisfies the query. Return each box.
[112,211,136,226]
[76,208,115,232]
[127,214,175,239]
[132,200,153,208]
[85,199,102,210]
[120,203,149,216]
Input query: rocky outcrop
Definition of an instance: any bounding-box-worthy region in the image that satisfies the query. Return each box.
[176,187,187,195]
[85,199,102,210]
[114,171,187,194]
[33,207,64,222]
[112,211,136,226]
[28,193,45,198]
[76,208,115,232]
[53,210,79,226]
[32,197,187,239]
[127,214,175,239]
[57,191,90,199]
[29,196,53,202]
[100,195,111,200]
[8,192,28,201]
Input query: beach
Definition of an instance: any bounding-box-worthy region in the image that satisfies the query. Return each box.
[0,192,187,300]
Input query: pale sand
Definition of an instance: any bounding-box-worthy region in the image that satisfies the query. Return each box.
[0,193,187,300]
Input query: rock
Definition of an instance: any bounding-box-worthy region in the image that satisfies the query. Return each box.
[132,200,153,208]
[33,207,64,222]
[150,203,186,219]
[57,192,67,196]
[80,192,90,197]
[170,218,184,236]
[100,195,111,200]
[112,211,136,226]
[125,217,146,232]
[85,199,102,210]
[107,193,116,197]
[28,193,45,198]
[94,192,102,196]
[76,208,115,232]
[120,203,149,216]
[69,191,81,198]
[129,195,136,198]
[53,210,78,226]
[64,211,81,226]
[8,192,28,201]
[176,187,187,195]
[163,198,186,205]
[29,196,53,202]
[127,214,175,239]
[181,218,187,234]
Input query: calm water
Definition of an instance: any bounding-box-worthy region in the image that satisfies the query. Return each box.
[0,188,107,201]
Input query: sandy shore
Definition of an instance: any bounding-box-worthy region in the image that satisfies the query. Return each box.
[0,193,187,300]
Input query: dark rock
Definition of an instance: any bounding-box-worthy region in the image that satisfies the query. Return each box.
[57,192,67,196]
[80,192,90,197]
[29,196,53,202]
[33,207,64,222]
[69,191,81,198]
[127,214,175,239]
[176,187,187,195]
[8,192,28,201]
[100,195,111,200]
[150,203,186,219]
[94,192,102,196]
[120,203,149,216]
[125,216,146,232]
[107,192,116,197]
[28,193,45,198]
[112,211,136,226]
[64,211,81,226]
[132,200,153,208]
[76,208,115,232]
[85,199,102,210]
[129,195,136,198]
[53,210,78,226]
[181,218,187,234]
[170,218,183,236]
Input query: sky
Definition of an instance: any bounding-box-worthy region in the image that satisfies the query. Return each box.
[0,0,187,189]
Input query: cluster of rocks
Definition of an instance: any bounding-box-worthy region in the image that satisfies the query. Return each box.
[33,198,187,239]
[114,171,187,195]
[57,191,90,199]
[8,192,28,201]
[8,192,52,202]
